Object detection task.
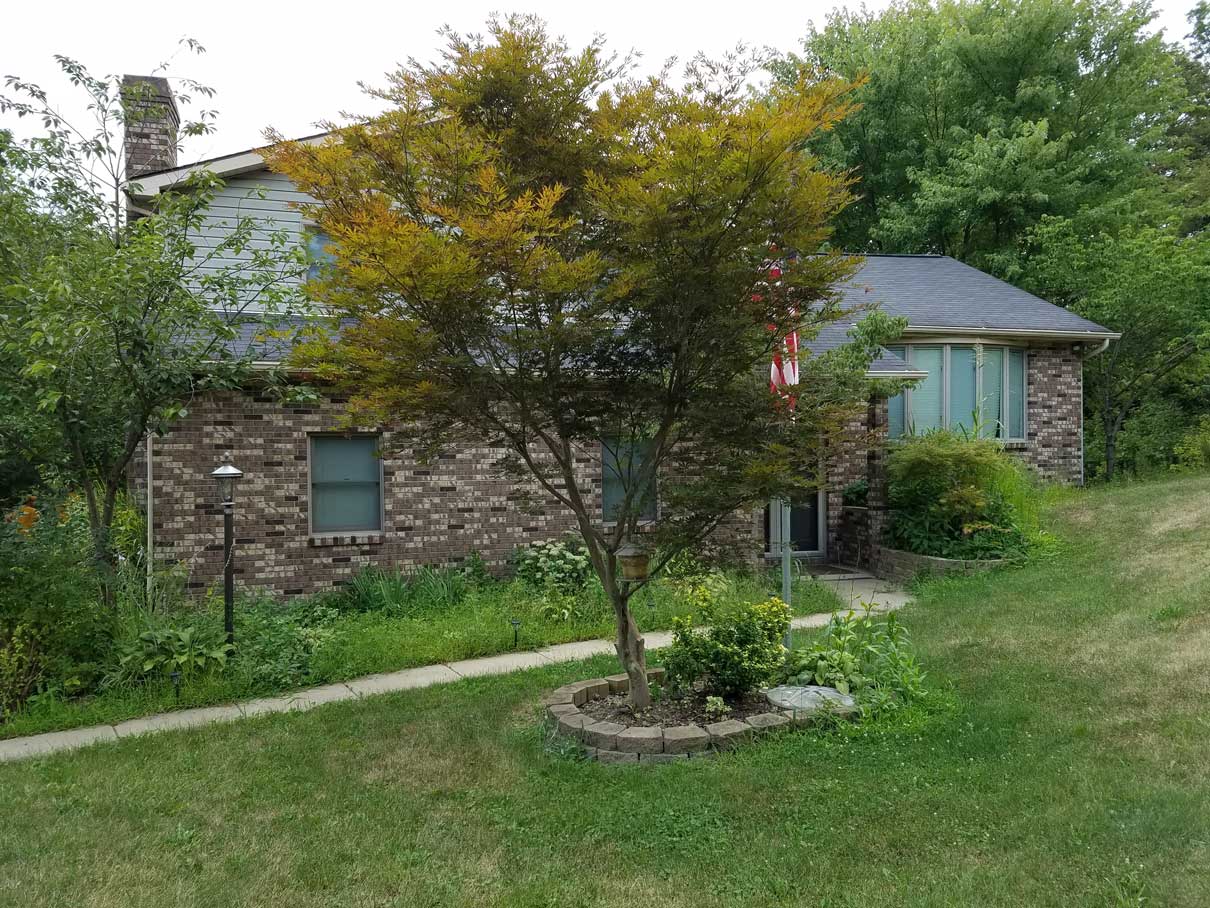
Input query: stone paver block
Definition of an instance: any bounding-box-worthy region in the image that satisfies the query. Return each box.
[582,720,626,750]
[547,703,580,719]
[662,724,709,754]
[779,708,816,728]
[0,724,118,761]
[615,725,663,754]
[579,678,610,701]
[557,713,592,739]
[640,752,688,764]
[540,689,577,707]
[550,683,588,706]
[605,673,630,693]
[596,748,639,764]
[746,712,791,732]
[705,718,752,749]
[646,666,667,684]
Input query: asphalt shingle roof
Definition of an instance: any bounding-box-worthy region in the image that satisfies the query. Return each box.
[835,254,1114,336]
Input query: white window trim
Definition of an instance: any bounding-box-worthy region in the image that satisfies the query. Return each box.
[307,432,386,537]
[893,343,1028,442]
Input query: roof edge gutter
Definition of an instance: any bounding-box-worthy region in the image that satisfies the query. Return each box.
[901,325,1121,341]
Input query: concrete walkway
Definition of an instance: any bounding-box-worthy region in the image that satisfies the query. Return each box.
[0,575,909,763]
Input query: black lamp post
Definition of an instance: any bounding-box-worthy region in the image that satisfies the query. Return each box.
[210,453,243,646]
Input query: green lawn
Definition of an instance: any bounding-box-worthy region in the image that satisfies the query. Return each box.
[2,475,1209,907]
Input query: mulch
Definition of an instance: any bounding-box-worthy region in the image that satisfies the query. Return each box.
[579,689,774,727]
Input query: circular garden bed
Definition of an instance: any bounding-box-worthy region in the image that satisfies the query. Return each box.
[543,668,858,765]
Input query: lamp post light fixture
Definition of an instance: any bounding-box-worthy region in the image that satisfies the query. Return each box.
[509,617,522,649]
[210,453,243,646]
[615,539,651,584]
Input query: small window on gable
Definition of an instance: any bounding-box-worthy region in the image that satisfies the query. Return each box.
[305,227,337,282]
[602,437,657,522]
[310,435,382,534]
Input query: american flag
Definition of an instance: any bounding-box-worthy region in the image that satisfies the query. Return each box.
[766,257,799,409]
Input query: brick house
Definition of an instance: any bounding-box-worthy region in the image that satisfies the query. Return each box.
[122,77,1117,596]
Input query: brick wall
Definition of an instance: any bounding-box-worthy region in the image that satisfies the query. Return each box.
[1019,343,1084,483]
[134,391,601,596]
[133,390,765,596]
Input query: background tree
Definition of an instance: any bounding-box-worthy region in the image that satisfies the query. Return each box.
[268,16,900,707]
[1028,218,1210,479]
[780,0,1210,480]
[785,0,1183,279]
[0,51,306,599]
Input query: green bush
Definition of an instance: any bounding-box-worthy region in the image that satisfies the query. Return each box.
[886,430,1034,559]
[104,622,230,688]
[664,596,790,699]
[229,595,340,690]
[0,497,112,709]
[513,539,592,591]
[341,564,469,616]
[782,609,925,714]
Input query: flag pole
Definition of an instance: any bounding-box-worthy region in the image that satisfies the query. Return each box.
[781,499,793,649]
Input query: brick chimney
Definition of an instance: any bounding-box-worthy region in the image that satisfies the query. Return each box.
[121,75,179,179]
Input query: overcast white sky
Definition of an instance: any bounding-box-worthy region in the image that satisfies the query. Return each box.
[1,0,1198,164]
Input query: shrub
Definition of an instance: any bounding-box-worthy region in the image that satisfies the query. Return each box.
[782,609,925,714]
[104,622,231,688]
[886,429,1033,559]
[228,595,340,689]
[842,479,869,506]
[664,597,790,699]
[0,497,112,708]
[341,564,469,616]
[513,539,592,591]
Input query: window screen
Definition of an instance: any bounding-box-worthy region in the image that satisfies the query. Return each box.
[981,347,1004,438]
[886,345,906,438]
[305,228,337,282]
[1008,349,1026,438]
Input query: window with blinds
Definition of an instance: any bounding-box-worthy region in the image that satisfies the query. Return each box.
[886,344,1027,441]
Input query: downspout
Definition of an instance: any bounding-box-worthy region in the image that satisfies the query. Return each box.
[1077,339,1112,485]
[146,433,154,603]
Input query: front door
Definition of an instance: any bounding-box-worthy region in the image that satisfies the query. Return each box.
[764,492,822,555]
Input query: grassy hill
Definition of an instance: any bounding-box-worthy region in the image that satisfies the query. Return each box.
[1,475,1208,907]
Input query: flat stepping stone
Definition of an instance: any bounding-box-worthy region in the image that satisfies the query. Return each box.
[764,685,858,716]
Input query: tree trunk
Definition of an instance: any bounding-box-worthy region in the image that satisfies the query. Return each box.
[610,583,652,710]
[1103,408,1123,482]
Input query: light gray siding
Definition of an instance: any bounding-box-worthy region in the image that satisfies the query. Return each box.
[188,169,314,310]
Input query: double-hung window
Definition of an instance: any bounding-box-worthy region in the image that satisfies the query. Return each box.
[887,344,1026,441]
[310,435,383,534]
[602,438,657,522]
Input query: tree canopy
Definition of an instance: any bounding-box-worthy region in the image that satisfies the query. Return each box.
[268,16,901,705]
